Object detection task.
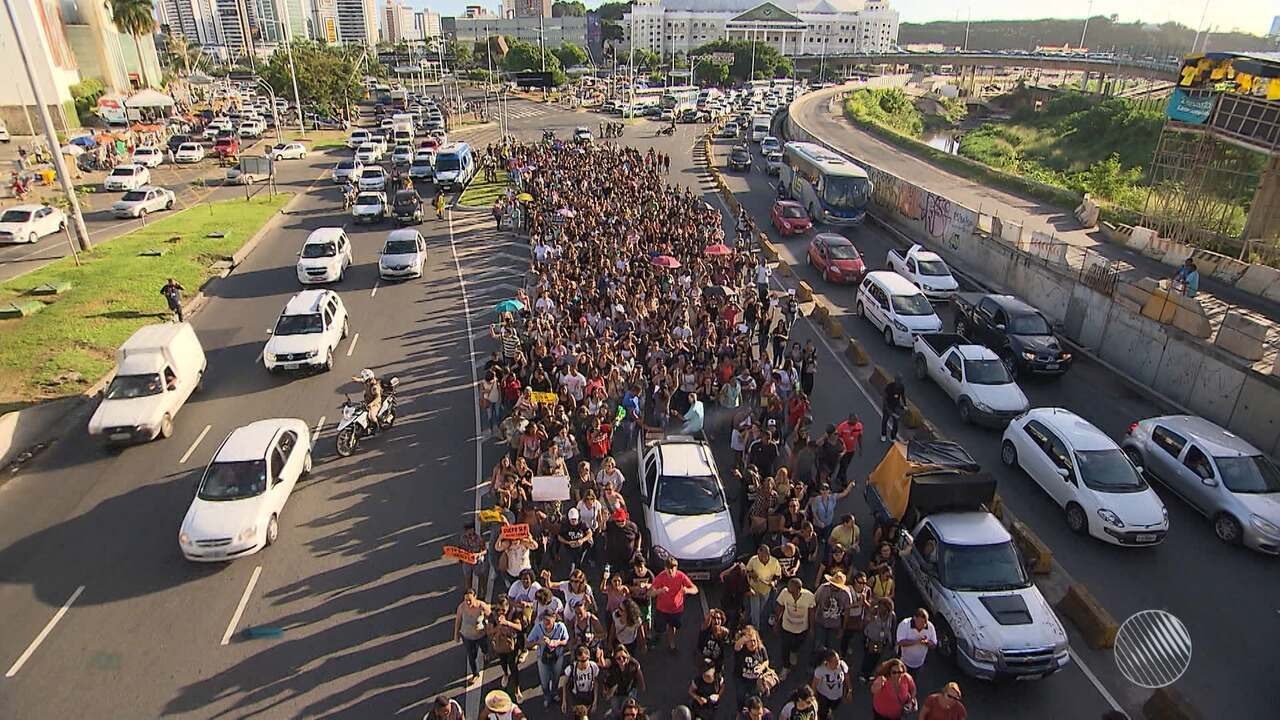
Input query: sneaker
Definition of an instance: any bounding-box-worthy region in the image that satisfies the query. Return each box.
[880,434,887,442]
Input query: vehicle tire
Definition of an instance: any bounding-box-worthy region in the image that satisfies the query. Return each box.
[1000,440,1018,468]
[855,300,865,319]
[341,318,349,339]
[301,451,313,477]
[265,514,279,546]
[1065,503,1088,534]
[164,198,174,210]
[1213,513,1243,545]
[958,399,974,425]
[913,355,927,380]
[933,617,956,659]
[322,349,334,373]
[158,414,174,439]
[335,427,358,457]
[883,325,895,347]
[28,232,37,244]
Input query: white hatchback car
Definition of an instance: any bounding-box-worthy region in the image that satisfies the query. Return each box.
[296,227,353,284]
[131,146,165,168]
[351,191,388,224]
[333,159,364,184]
[178,418,312,561]
[0,204,66,243]
[111,186,176,218]
[1002,408,1169,546]
[263,289,349,372]
[270,142,307,160]
[358,166,387,191]
[103,164,151,191]
[378,228,427,279]
[174,142,205,164]
[637,437,736,579]
[355,142,381,164]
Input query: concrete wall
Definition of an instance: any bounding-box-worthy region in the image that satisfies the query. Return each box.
[784,107,1280,456]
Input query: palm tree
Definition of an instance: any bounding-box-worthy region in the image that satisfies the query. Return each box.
[106,0,157,88]
[166,34,194,76]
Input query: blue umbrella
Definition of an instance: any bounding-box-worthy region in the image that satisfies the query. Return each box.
[69,135,98,149]
[494,299,525,315]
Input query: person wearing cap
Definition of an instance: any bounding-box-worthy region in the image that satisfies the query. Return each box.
[919,681,967,720]
[427,694,464,720]
[558,507,594,571]
[483,689,525,720]
[605,507,642,570]
[812,570,853,658]
[652,556,699,653]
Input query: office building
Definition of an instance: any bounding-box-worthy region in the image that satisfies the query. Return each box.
[415,10,442,39]
[337,0,379,46]
[159,0,224,46]
[513,0,551,18]
[314,0,341,43]
[464,5,497,18]
[448,15,588,49]
[382,0,416,42]
[624,0,899,59]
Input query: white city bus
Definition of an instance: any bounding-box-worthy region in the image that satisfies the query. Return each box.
[660,85,700,113]
[779,141,874,225]
[619,87,666,116]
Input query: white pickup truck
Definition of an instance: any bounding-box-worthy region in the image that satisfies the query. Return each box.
[912,333,1029,427]
[887,244,959,302]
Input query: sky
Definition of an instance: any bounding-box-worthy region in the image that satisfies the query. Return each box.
[406,1,1278,36]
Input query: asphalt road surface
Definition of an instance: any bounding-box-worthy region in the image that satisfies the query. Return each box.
[0,94,1265,720]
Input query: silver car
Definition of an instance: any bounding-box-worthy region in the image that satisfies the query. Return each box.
[1122,415,1280,553]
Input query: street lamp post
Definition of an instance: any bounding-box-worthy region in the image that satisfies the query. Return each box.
[276,19,305,137]
[1080,0,1093,49]
[3,0,91,250]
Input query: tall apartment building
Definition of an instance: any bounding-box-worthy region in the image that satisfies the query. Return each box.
[313,0,341,43]
[382,0,416,42]
[513,0,551,18]
[414,10,442,39]
[159,0,224,46]
[337,0,379,46]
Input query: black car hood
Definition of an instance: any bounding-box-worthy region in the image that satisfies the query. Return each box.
[979,594,1033,625]
[1011,334,1061,355]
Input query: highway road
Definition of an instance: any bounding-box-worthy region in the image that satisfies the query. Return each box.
[710,115,1280,718]
[0,92,1261,720]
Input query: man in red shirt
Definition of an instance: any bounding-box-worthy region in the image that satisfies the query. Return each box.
[652,557,699,652]
[835,413,864,490]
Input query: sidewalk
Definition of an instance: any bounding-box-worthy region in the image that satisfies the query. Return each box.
[794,89,1280,372]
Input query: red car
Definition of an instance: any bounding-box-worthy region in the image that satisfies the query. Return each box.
[418,137,440,152]
[771,200,813,236]
[213,136,240,158]
[807,233,865,284]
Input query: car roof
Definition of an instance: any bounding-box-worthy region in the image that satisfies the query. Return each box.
[913,249,943,262]
[775,200,803,209]
[865,269,926,295]
[115,163,144,171]
[130,185,165,193]
[305,227,345,244]
[2,204,46,213]
[955,345,1000,361]
[814,233,852,246]
[282,289,331,315]
[927,512,1011,545]
[385,228,421,244]
[214,420,293,463]
[983,294,1040,316]
[1028,408,1115,450]
[1148,415,1260,457]
[657,440,717,477]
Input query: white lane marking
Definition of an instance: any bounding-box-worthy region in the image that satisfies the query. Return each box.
[345,332,360,357]
[370,280,380,298]
[220,565,263,646]
[447,204,490,720]
[1070,648,1126,713]
[179,425,213,465]
[313,416,326,442]
[5,585,85,677]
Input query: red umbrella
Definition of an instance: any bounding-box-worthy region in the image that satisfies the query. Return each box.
[651,255,682,269]
[704,243,732,257]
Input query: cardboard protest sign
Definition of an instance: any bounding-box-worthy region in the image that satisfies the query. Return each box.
[531,474,571,502]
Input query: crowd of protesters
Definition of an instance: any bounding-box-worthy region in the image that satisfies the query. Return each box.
[437,136,968,720]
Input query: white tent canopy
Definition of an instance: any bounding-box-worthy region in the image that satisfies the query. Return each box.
[125,89,176,108]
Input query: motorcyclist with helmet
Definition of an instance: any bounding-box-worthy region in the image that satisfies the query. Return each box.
[355,369,383,430]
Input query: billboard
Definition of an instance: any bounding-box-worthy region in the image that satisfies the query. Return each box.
[1165,89,1215,124]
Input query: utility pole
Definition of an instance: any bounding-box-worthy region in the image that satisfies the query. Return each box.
[963,8,971,52]
[1079,0,1093,49]
[1190,0,1211,54]
[3,0,90,251]
[277,16,304,137]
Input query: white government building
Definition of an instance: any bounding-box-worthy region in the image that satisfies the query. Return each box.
[624,0,899,58]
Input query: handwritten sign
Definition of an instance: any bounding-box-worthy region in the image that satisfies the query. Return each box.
[500,523,531,541]
[443,545,481,565]
[477,508,505,524]
[529,391,559,406]
[532,474,571,502]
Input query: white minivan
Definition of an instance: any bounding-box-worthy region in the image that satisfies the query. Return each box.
[87,323,206,444]
[433,142,475,190]
[856,270,943,347]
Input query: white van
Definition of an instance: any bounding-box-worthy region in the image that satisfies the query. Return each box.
[88,323,207,444]
[433,142,475,190]
[750,115,772,143]
[856,270,943,347]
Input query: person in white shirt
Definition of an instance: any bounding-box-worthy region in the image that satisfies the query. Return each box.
[678,393,705,436]
[811,648,851,718]
[895,608,938,671]
[560,365,587,402]
[596,456,626,493]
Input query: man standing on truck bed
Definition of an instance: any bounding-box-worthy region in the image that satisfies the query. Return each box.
[881,376,905,443]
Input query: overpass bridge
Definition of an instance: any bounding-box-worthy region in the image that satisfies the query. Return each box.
[789,52,1180,82]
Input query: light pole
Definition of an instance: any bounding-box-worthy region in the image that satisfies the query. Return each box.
[276,18,304,137]
[1079,0,1093,49]
[3,0,91,250]
[1190,0,1211,54]
[749,23,758,80]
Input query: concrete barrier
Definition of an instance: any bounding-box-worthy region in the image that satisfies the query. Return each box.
[775,260,792,277]
[1008,520,1054,575]
[1127,226,1157,253]
[990,494,1006,521]
[869,365,893,393]
[1237,263,1280,297]
[845,338,870,366]
[1215,311,1268,362]
[824,313,844,338]
[1055,584,1119,649]
[902,402,923,428]
[796,281,814,302]
[810,300,831,324]
[760,235,777,260]
[1143,687,1205,720]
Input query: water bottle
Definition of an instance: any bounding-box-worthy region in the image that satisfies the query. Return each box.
[603,564,611,580]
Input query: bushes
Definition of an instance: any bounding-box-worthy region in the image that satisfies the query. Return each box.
[70,78,106,121]
[843,89,923,137]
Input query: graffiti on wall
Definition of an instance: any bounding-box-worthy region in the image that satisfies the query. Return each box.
[898,182,926,221]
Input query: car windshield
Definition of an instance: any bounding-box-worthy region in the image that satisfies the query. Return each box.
[365,169,384,178]
[105,373,163,399]
[1007,313,1053,335]
[917,258,951,276]
[939,542,1029,591]
[272,144,287,151]
[782,206,806,219]
[436,154,461,171]
[110,168,135,177]
[199,460,268,501]
[394,192,418,205]
[275,312,323,335]
[964,359,1012,385]
[890,293,935,316]
[180,144,198,152]
[1215,455,1280,494]
[827,243,859,260]
[121,191,148,202]
[302,241,338,257]
[384,239,418,254]
[412,159,432,167]
[1075,449,1147,492]
[822,176,872,210]
[1,210,32,222]
[654,474,725,515]
[337,161,357,170]
[355,194,381,206]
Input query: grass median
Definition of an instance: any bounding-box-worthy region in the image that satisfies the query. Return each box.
[0,194,291,408]
[458,170,510,208]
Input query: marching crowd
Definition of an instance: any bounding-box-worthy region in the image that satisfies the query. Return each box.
[437,137,969,720]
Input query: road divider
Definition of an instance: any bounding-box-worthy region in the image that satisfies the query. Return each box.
[1056,584,1120,650]
[823,312,844,338]
[1143,688,1203,720]
[1009,519,1054,575]
[795,281,814,302]
[775,259,791,277]
[844,338,870,366]
[759,235,778,260]
[902,401,923,429]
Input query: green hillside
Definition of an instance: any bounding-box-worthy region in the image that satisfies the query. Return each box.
[900,17,1273,55]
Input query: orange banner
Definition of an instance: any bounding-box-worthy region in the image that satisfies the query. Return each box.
[444,546,481,565]
[500,523,531,541]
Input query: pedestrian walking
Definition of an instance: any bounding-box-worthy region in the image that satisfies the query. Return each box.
[859,598,896,681]
[881,375,906,442]
[484,689,526,720]
[810,649,851,720]
[895,608,938,673]
[778,685,819,720]
[562,645,600,716]
[652,557,698,653]
[834,413,863,488]
[527,613,570,709]
[161,278,186,322]
[732,626,776,707]
[919,681,967,720]
[435,189,446,219]
[773,577,815,679]
[688,658,725,720]
[453,588,491,682]
[811,570,852,658]
[429,694,465,720]
[745,544,782,630]
[600,645,646,716]
[870,659,917,720]
[486,597,524,701]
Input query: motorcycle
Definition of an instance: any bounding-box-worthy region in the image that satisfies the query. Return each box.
[657,124,675,137]
[335,377,399,457]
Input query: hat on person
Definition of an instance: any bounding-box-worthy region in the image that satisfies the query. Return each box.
[485,690,514,712]
[612,508,629,523]
[944,682,962,699]
[567,507,580,521]
[824,570,848,586]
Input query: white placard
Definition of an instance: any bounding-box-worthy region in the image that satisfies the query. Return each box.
[531,475,571,502]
